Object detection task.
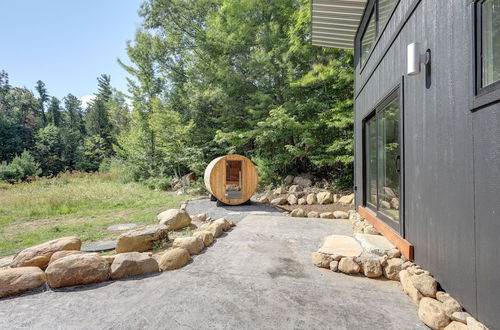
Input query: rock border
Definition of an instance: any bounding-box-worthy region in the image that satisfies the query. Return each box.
[0,201,236,299]
[258,187,355,208]
[311,210,490,330]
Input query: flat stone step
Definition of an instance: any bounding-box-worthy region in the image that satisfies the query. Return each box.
[107,223,137,231]
[354,233,396,256]
[318,235,363,257]
[81,241,117,252]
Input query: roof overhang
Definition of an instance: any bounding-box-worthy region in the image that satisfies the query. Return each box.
[311,0,367,49]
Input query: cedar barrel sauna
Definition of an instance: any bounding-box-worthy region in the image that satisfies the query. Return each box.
[204,154,258,205]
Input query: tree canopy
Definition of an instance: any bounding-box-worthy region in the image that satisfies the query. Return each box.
[1,0,354,188]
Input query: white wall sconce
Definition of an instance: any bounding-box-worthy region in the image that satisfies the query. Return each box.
[407,42,431,76]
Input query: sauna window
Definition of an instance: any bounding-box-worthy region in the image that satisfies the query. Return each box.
[225,160,242,199]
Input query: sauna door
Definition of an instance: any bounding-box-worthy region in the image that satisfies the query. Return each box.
[225,160,242,199]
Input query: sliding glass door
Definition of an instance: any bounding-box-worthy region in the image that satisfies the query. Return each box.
[364,91,401,232]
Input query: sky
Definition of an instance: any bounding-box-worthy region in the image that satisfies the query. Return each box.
[0,0,143,106]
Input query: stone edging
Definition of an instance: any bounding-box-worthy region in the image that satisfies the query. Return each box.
[0,205,235,299]
[312,210,490,330]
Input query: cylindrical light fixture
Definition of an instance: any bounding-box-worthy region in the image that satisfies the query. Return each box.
[407,42,431,76]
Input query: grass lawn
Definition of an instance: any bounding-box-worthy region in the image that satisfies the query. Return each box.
[0,172,190,256]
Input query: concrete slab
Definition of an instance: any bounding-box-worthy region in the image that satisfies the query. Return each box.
[318,235,363,257]
[355,233,396,256]
[0,215,425,329]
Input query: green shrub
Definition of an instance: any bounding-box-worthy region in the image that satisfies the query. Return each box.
[155,177,172,191]
[141,176,173,191]
[0,151,41,183]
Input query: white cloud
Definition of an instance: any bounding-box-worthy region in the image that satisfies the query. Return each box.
[80,94,96,108]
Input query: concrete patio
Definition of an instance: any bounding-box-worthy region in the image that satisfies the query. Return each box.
[0,209,426,329]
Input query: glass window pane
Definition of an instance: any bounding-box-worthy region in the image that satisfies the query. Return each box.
[361,9,376,66]
[366,117,378,208]
[378,0,398,30]
[377,96,400,222]
[482,0,500,87]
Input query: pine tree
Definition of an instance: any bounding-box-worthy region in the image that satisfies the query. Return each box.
[97,74,112,102]
[84,97,113,154]
[46,97,62,127]
[63,94,84,134]
[35,80,49,125]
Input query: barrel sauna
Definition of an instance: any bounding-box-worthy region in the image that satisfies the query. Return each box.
[204,155,258,205]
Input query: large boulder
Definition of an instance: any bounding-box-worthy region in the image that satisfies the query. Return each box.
[271,197,288,206]
[338,193,355,204]
[383,258,403,280]
[317,192,334,205]
[450,312,471,324]
[290,208,306,217]
[110,252,159,280]
[289,185,303,193]
[172,237,204,255]
[259,194,270,204]
[444,322,467,330]
[333,211,349,219]
[48,250,85,266]
[45,253,110,288]
[411,274,438,298]
[418,297,451,330]
[293,175,313,187]
[319,212,335,219]
[157,209,191,230]
[11,236,82,269]
[212,218,231,231]
[297,198,307,205]
[307,211,320,218]
[306,193,317,205]
[311,252,334,268]
[359,258,382,278]
[0,267,46,298]
[193,231,214,247]
[158,248,190,271]
[287,194,298,205]
[465,317,488,330]
[338,257,360,274]
[116,224,168,253]
[442,297,462,318]
[274,187,286,195]
[400,269,423,305]
[284,175,295,185]
[206,220,226,238]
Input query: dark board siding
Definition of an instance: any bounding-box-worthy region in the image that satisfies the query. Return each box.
[473,105,500,329]
[355,0,482,318]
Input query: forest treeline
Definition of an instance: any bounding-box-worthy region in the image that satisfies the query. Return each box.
[0,0,354,189]
[0,72,129,181]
